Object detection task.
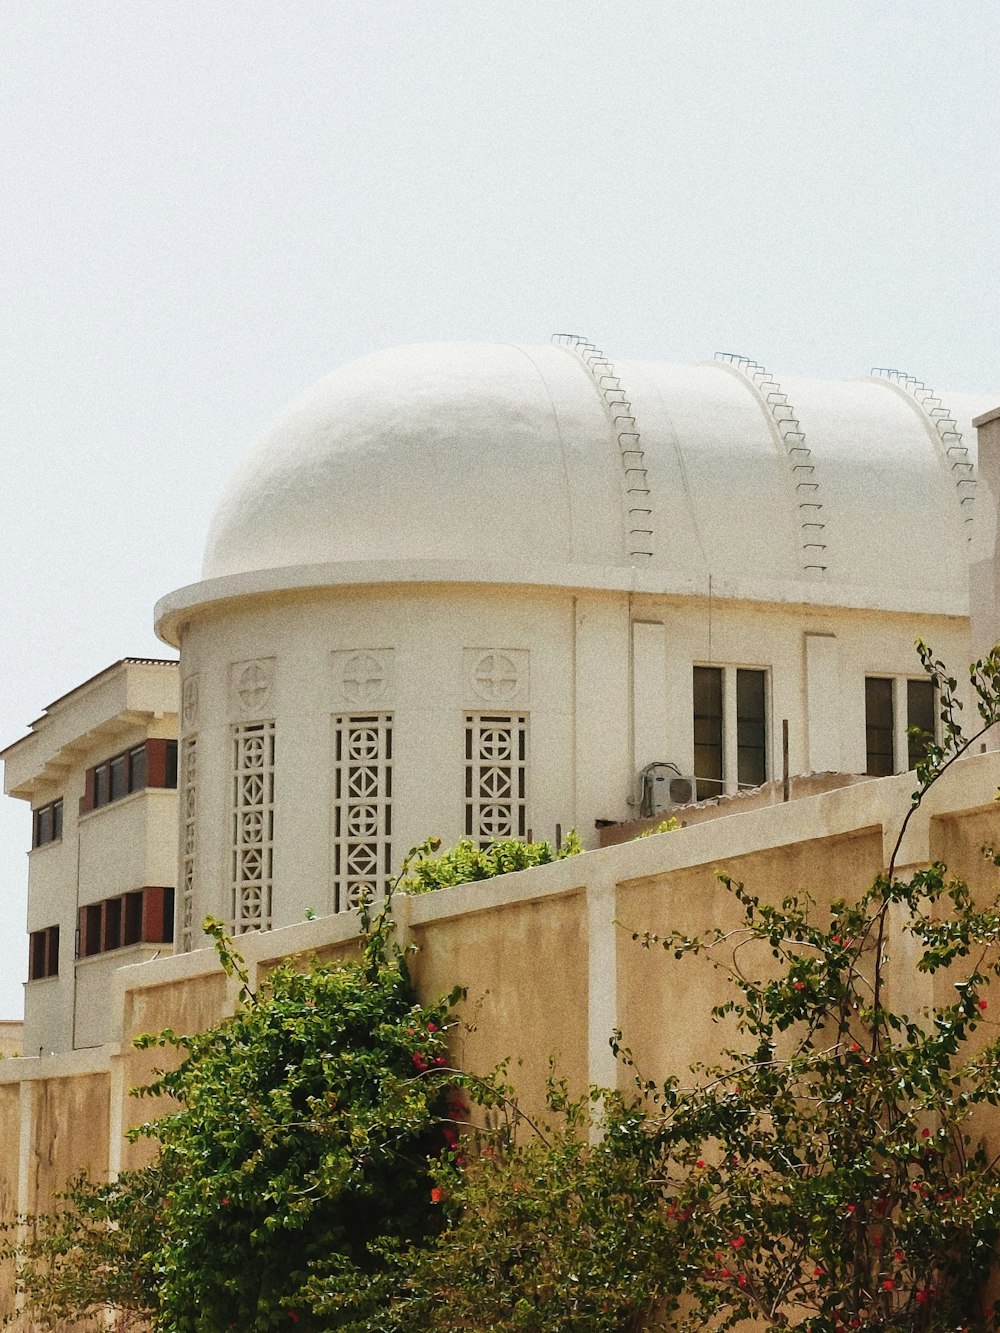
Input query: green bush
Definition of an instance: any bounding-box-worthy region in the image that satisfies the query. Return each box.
[400,830,582,894]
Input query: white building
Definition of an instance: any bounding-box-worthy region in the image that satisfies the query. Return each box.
[150,339,996,947]
[2,660,178,1054]
[6,337,998,1056]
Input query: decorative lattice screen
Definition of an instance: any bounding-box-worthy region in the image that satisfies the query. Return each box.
[231,722,275,932]
[333,714,392,912]
[465,713,527,846]
[180,736,197,951]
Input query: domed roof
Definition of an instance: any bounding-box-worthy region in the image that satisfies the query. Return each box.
[156,341,998,643]
[202,341,626,580]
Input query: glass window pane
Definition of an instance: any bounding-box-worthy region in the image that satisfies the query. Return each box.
[103,897,122,951]
[693,666,723,800]
[737,669,767,789]
[865,677,894,776]
[109,754,127,802]
[128,745,147,792]
[93,765,108,808]
[907,678,935,770]
[35,806,52,847]
[52,800,63,841]
[29,931,45,980]
[124,892,143,946]
[46,926,59,977]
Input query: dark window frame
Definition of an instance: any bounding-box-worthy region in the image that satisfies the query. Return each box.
[28,925,60,980]
[736,668,768,790]
[77,886,174,959]
[907,677,936,771]
[82,740,178,814]
[31,798,64,849]
[693,666,724,801]
[865,677,896,776]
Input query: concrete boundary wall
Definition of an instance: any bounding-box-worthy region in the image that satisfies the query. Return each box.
[2,753,1000,1320]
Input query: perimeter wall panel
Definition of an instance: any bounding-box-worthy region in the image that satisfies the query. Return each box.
[615,828,883,1091]
[409,890,589,1121]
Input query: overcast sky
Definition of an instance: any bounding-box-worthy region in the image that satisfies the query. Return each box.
[1,1,998,1019]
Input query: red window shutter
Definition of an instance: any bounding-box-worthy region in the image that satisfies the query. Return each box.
[146,740,167,788]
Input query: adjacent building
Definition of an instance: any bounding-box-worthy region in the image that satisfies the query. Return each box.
[1,660,178,1053]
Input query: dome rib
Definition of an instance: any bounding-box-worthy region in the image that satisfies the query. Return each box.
[713,353,828,577]
[552,333,654,562]
[869,368,977,538]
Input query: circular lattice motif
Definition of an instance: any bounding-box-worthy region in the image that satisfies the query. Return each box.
[479,804,513,838]
[473,653,519,703]
[182,675,199,730]
[241,735,266,769]
[347,805,379,838]
[478,727,513,763]
[240,810,264,842]
[342,653,387,704]
[237,661,272,712]
[347,727,380,761]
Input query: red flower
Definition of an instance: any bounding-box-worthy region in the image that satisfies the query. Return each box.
[921,1127,931,1138]
[794,981,805,991]
[412,1052,428,1072]
[696,1159,706,1169]
[720,1267,731,1278]
[893,1250,904,1263]
[979,1000,989,1010]
[221,1197,229,1206]
[430,1186,443,1203]
[427,1021,438,1031]
[813,1266,824,1277]
[916,1290,929,1304]
[882,1279,895,1290]
[737,1274,747,1288]
[730,1235,746,1249]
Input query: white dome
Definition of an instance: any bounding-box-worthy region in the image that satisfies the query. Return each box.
[155,342,998,644]
[202,342,627,581]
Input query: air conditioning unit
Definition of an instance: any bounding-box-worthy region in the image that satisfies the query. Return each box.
[641,763,698,816]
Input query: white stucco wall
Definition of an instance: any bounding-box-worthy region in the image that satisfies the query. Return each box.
[173,577,970,947]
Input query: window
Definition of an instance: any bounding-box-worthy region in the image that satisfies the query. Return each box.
[865,678,894,776]
[693,667,723,800]
[693,666,769,800]
[232,722,275,934]
[77,886,174,958]
[907,678,936,769]
[28,925,59,980]
[32,798,63,848]
[736,669,767,788]
[465,714,527,846]
[84,739,179,813]
[128,744,147,792]
[333,715,392,913]
[865,676,936,776]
